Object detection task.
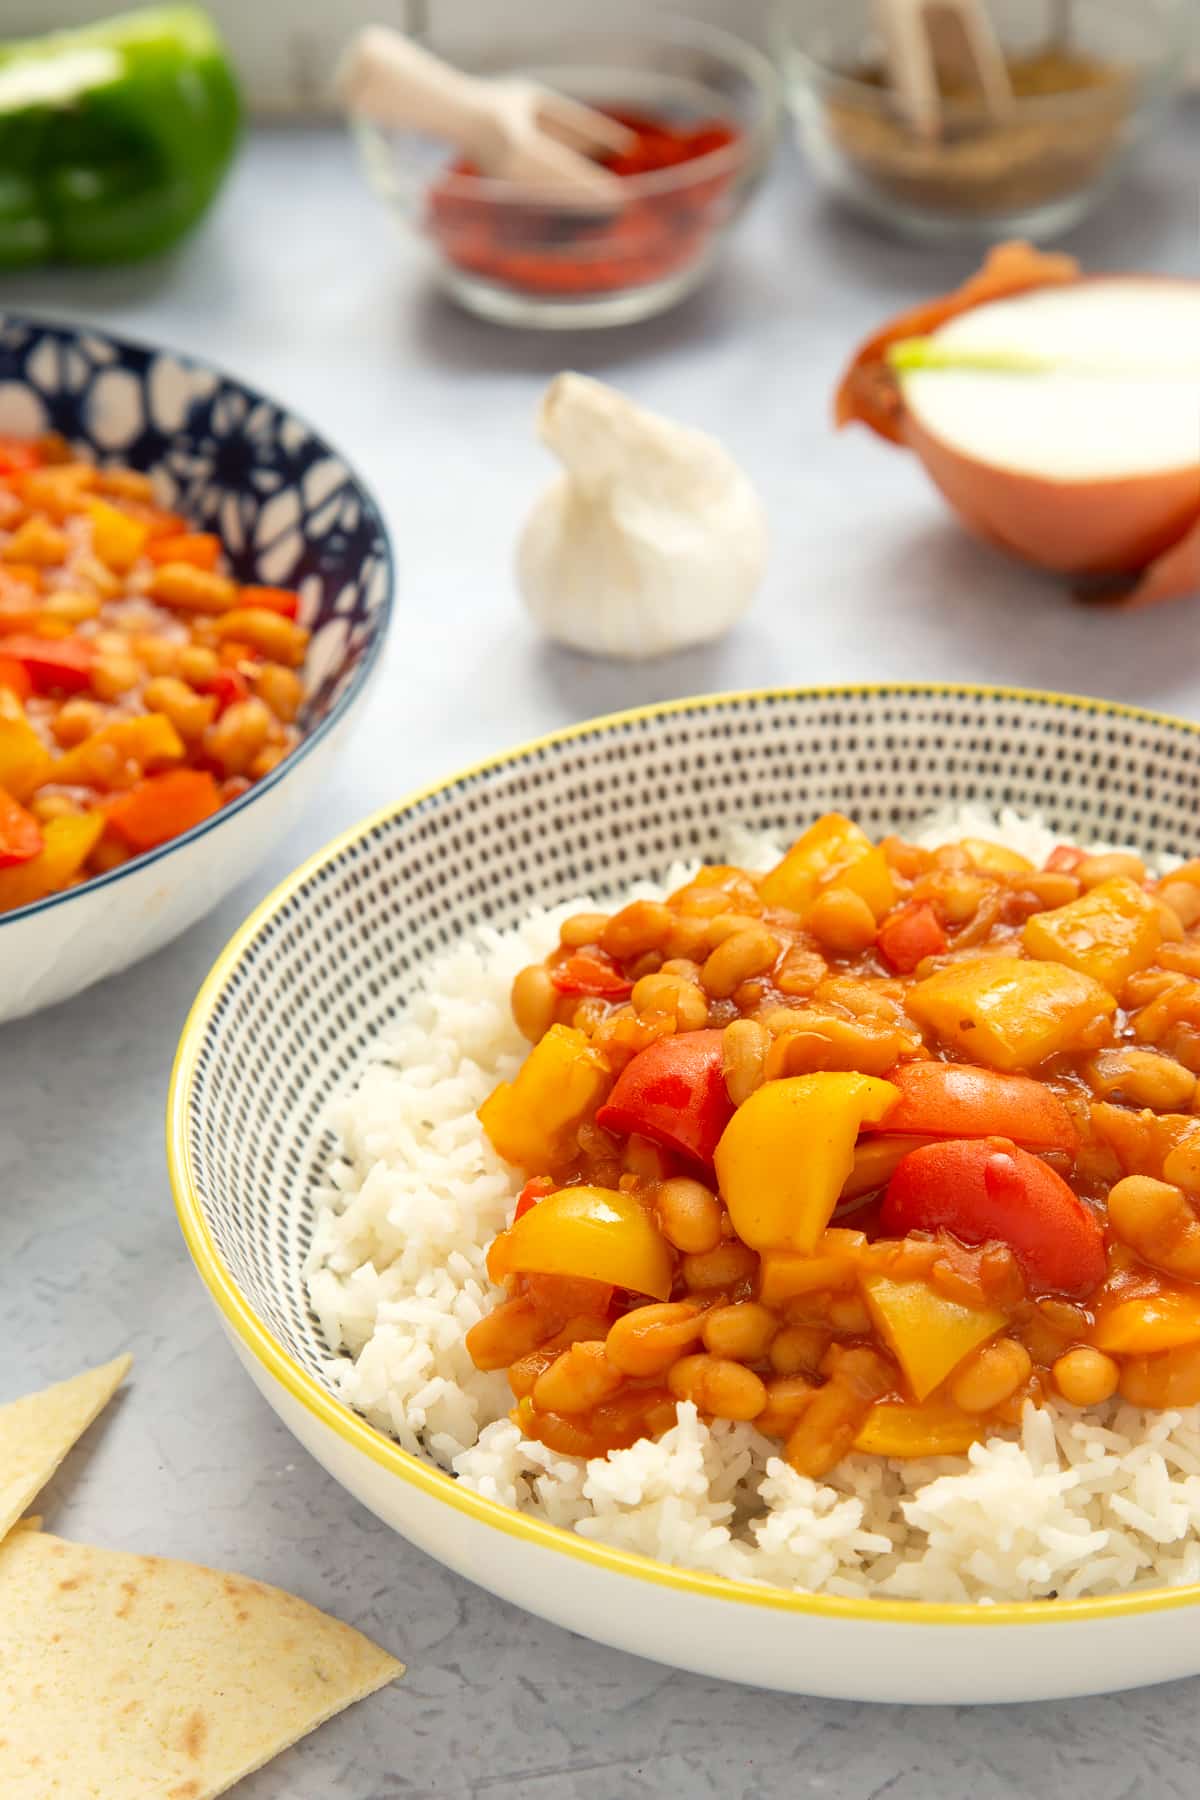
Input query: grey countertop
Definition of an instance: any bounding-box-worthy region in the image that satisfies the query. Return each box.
[3,115,1200,1798]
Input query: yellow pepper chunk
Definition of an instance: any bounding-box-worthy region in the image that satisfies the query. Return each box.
[758,1230,867,1306]
[0,693,52,799]
[959,837,1034,876]
[759,813,895,921]
[860,1274,1005,1401]
[0,811,104,913]
[1091,1286,1200,1354]
[714,1072,899,1253]
[853,1399,983,1458]
[1023,877,1162,993]
[85,498,150,572]
[478,1023,609,1171]
[49,713,185,788]
[487,1185,673,1300]
[907,954,1115,1072]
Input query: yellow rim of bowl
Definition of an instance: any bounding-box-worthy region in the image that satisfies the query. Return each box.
[169,682,1200,1630]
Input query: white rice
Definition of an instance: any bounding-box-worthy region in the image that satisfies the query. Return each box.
[304,809,1200,1603]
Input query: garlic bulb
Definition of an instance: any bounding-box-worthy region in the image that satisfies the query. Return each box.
[517,373,768,661]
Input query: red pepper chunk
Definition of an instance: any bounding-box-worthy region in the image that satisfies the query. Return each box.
[550,951,633,999]
[0,790,43,867]
[106,770,221,852]
[876,898,948,973]
[146,532,222,571]
[869,1062,1078,1154]
[595,1030,734,1168]
[1045,845,1086,873]
[0,635,93,694]
[881,1136,1105,1297]
[514,1176,555,1222]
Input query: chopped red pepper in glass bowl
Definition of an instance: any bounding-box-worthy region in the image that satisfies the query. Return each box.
[349,17,778,327]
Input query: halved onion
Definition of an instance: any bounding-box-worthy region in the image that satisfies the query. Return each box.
[836,243,1200,606]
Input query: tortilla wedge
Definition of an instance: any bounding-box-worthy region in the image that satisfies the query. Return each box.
[0,1528,403,1798]
[0,1354,131,1541]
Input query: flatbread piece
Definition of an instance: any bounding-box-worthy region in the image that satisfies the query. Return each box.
[0,1354,131,1541]
[0,1528,403,1798]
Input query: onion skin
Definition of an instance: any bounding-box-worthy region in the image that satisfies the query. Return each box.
[836,242,1200,604]
[903,411,1200,577]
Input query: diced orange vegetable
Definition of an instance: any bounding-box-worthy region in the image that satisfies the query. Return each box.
[0,634,92,693]
[1092,1286,1200,1354]
[0,694,52,799]
[714,1071,899,1252]
[760,813,895,920]
[487,1186,673,1300]
[85,498,150,571]
[479,1023,610,1170]
[146,532,222,570]
[860,1272,1005,1400]
[105,769,222,852]
[757,1230,867,1306]
[240,585,301,619]
[1023,877,1162,992]
[0,790,42,867]
[959,838,1035,876]
[0,656,32,702]
[853,1399,983,1458]
[50,713,185,787]
[907,954,1115,1071]
[0,811,104,913]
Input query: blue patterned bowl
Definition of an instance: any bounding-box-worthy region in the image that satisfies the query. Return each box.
[0,315,394,1022]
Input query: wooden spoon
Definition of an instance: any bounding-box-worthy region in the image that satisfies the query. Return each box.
[874,0,1014,139]
[337,26,637,207]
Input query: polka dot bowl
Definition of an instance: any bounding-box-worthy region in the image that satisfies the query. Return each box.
[0,315,394,1022]
[170,686,1200,1702]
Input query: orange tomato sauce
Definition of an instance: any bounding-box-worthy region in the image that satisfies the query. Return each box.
[469,816,1200,1475]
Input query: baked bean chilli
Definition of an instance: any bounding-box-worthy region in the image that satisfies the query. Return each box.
[468,813,1200,1474]
[0,434,309,911]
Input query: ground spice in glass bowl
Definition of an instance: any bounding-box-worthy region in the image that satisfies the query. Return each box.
[350,18,778,328]
[776,0,1189,242]
[828,47,1132,218]
[427,110,743,303]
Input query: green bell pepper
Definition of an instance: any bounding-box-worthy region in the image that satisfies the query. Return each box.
[0,5,240,268]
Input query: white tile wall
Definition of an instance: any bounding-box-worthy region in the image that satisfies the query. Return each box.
[6,0,1196,112]
[5,0,773,113]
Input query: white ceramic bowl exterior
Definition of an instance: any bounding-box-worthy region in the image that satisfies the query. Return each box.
[0,704,363,1022]
[171,687,1200,1702]
[0,316,394,1022]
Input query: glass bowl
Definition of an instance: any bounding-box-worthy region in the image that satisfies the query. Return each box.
[350,10,779,328]
[774,0,1191,243]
